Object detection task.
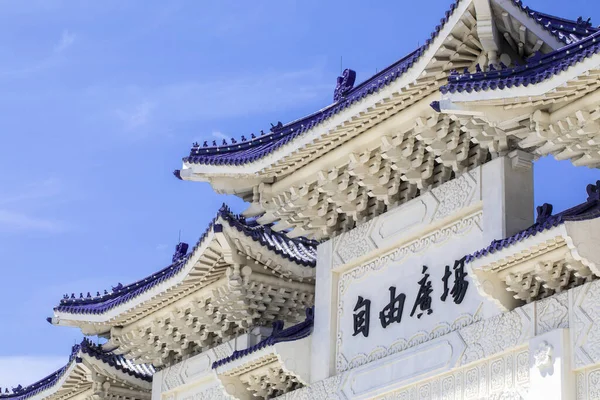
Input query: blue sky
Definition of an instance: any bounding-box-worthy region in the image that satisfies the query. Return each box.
[0,0,599,386]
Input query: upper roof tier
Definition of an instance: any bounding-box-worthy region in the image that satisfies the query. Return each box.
[0,339,153,400]
[49,205,318,367]
[176,0,596,172]
[180,46,425,168]
[174,0,600,240]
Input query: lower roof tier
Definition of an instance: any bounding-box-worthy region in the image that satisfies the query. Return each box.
[0,339,153,400]
[48,205,317,367]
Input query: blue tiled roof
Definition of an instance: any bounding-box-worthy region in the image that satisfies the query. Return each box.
[440,29,600,95]
[467,181,600,262]
[0,339,153,400]
[212,307,314,369]
[176,1,598,170]
[178,0,464,169]
[52,205,317,316]
[510,1,598,44]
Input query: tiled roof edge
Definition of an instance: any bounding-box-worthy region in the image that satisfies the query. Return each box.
[211,306,314,369]
[52,205,317,316]
[0,339,153,400]
[510,0,598,44]
[466,180,600,262]
[181,0,464,167]
[440,29,600,94]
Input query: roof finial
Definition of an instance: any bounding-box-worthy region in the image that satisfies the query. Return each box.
[536,203,553,224]
[333,68,356,102]
[587,180,600,202]
[172,242,189,263]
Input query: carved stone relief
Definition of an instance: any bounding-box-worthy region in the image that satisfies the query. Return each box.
[570,281,600,369]
[459,305,533,366]
[332,218,377,268]
[430,168,479,221]
[338,212,482,295]
[162,361,185,391]
[575,366,600,399]
[379,349,529,400]
[536,292,569,335]
[331,169,481,269]
[275,374,346,400]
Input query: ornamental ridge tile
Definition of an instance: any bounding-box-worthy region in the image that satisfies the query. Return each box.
[510,0,598,45]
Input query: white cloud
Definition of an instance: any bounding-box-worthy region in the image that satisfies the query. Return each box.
[0,30,76,78]
[0,178,61,207]
[155,243,169,251]
[211,131,230,141]
[0,178,70,234]
[101,65,329,136]
[0,356,65,387]
[0,210,67,233]
[54,30,76,53]
[115,100,155,131]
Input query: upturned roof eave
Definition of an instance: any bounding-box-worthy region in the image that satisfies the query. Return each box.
[176,0,597,177]
[177,0,474,175]
[50,209,317,327]
[0,340,153,400]
[439,31,600,103]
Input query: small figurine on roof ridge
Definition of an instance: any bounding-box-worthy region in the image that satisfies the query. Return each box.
[270,121,283,132]
[172,242,189,263]
[587,180,600,201]
[576,16,592,28]
[536,203,553,224]
[333,68,357,102]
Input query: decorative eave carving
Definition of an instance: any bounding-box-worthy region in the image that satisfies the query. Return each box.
[108,268,314,367]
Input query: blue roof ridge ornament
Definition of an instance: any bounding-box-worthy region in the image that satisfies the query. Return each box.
[333,68,357,102]
[587,180,600,202]
[172,242,189,263]
[535,203,553,224]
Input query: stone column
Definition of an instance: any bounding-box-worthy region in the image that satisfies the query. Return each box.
[527,328,575,399]
[151,369,163,400]
[310,239,335,383]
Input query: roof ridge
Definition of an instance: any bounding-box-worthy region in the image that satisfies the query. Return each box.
[0,339,153,400]
[52,204,317,316]
[180,1,464,168]
[511,0,598,43]
[211,306,314,369]
[440,29,600,94]
[467,181,600,261]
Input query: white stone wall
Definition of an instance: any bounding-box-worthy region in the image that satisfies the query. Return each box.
[311,153,535,383]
